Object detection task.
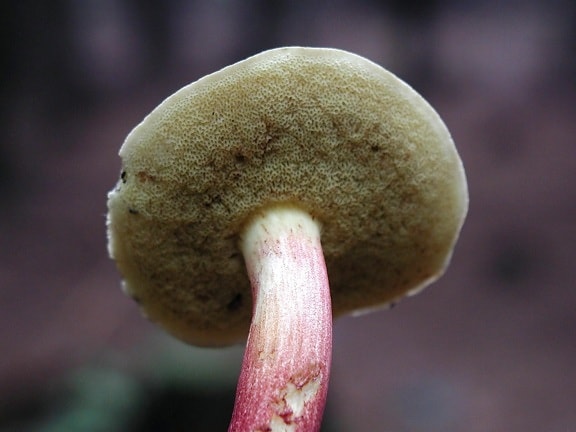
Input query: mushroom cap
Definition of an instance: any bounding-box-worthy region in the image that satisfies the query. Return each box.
[107,47,468,346]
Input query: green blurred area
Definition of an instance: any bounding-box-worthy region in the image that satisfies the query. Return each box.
[0,337,340,431]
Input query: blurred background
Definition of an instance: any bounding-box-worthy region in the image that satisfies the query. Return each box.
[1,0,575,431]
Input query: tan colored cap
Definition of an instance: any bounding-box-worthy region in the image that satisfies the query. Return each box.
[107,47,468,346]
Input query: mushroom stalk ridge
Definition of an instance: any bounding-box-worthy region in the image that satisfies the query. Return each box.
[230,206,332,432]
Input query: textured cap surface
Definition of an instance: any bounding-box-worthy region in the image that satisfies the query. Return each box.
[107,47,468,346]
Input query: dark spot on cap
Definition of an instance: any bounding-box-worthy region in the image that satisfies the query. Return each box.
[227,293,243,312]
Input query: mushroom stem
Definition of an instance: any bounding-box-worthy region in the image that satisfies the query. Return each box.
[229,206,332,432]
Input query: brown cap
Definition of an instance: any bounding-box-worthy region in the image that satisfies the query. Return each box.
[107,47,468,346]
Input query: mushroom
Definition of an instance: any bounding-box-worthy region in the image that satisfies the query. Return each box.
[107,47,468,431]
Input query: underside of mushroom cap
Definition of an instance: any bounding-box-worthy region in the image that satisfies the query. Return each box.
[107,47,468,346]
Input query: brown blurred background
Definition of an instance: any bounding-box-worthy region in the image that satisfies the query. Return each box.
[1,1,575,431]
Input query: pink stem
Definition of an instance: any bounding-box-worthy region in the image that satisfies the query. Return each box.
[229,208,333,432]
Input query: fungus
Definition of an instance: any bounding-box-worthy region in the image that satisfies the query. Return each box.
[107,47,468,431]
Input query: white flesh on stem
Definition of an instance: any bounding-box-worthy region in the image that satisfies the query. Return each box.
[229,207,333,432]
